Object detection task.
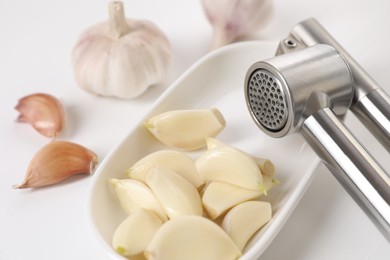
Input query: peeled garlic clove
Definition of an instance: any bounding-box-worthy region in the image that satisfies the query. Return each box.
[205,137,226,149]
[15,93,65,138]
[126,150,204,189]
[14,140,98,189]
[255,157,275,177]
[72,1,171,99]
[222,201,272,251]
[109,179,168,221]
[201,0,273,49]
[144,165,203,219]
[145,215,241,260]
[205,138,276,178]
[144,108,226,150]
[112,208,163,257]
[128,254,147,260]
[258,174,278,196]
[196,144,263,190]
[202,181,262,219]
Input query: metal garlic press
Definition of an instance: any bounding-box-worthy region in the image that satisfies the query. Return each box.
[244,18,390,242]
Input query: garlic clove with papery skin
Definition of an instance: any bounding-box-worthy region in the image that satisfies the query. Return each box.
[72,1,171,99]
[13,140,98,189]
[15,93,65,138]
[201,0,273,49]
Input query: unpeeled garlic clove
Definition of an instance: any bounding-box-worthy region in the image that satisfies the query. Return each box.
[144,108,226,150]
[222,201,272,251]
[202,181,262,219]
[144,165,203,219]
[201,0,273,49]
[196,143,263,190]
[15,93,65,138]
[72,1,171,99]
[109,178,168,221]
[14,140,98,189]
[126,150,204,189]
[145,215,241,260]
[112,208,163,257]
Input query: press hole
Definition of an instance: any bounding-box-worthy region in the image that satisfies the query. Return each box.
[285,38,297,47]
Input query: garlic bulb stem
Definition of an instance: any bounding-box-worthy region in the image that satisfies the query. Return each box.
[108,1,131,39]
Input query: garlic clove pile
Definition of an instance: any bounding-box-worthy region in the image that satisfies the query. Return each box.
[72,1,171,99]
[144,165,203,219]
[145,215,241,260]
[222,201,272,251]
[109,179,168,221]
[14,140,98,189]
[126,150,204,189]
[112,208,163,257]
[15,93,65,138]
[201,0,273,49]
[144,108,226,150]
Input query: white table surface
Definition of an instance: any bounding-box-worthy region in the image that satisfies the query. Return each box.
[1,0,389,259]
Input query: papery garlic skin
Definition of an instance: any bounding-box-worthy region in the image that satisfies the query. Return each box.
[109,179,168,221]
[145,215,241,260]
[144,108,226,150]
[201,0,273,49]
[72,1,171,99]
[15,93,65,138]
[144,165,203,219]
[222,201,272,251]
[126,150,204,189]
[14,140,98,189]
[112,208,163,257]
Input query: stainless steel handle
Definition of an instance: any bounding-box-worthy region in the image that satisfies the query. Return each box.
[301,107,390,241]
[285,18,390,152]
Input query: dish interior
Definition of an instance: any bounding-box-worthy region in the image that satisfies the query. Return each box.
[88,41,320,259]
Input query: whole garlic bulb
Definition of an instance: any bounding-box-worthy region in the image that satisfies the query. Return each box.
[201,0,273,49]
[72,1,171,98]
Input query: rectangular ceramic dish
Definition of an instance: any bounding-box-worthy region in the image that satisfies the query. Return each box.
[88,41,320,260]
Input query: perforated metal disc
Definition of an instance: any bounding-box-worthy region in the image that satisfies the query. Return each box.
[247,69,288,131]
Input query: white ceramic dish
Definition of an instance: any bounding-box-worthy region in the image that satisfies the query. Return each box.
[88,41,321,260]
